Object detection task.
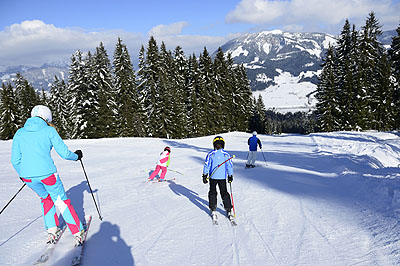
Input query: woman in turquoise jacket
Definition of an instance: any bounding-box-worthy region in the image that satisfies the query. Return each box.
[11,105,84,245]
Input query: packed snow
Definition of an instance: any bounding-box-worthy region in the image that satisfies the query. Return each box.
[1,131,400,265]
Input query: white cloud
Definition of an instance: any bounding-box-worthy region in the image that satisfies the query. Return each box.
[226,0,400,32]
[0,20,234,67]
[148,21,189,37]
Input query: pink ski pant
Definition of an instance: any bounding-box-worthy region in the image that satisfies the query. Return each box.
[149,165,167,180]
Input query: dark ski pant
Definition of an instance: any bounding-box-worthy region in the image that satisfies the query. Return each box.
[208,178,232,211]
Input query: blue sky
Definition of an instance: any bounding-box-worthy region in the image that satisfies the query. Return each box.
[0,0,399,66]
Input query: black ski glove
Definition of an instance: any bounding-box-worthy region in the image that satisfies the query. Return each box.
[75,150,83,161]
[228,175,233,183]
[202,174,208,184]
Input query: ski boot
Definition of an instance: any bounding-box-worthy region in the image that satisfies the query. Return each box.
[46,227,61,244]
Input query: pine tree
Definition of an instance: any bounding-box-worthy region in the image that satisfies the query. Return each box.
[249,95,266,133]
[358,12,386,129]
[186,54,202,137]
[233,63,253,132]
[93,42,118,138]
[315,45,339,132]
[113,37,145,137]
[213,47,231,132]
[143,36,162,137]
[0,83,20,139]
[198,47,217,135]
[137,45,150,136]
[14,73,39,125]
[157,42,173,138]
[49,76,69,138]
[335,20,355,130]
[68,50,90,139]
[171,45,189,138]
[389,24,400,128]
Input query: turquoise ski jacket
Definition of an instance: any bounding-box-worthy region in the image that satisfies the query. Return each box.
[11,117,78,178]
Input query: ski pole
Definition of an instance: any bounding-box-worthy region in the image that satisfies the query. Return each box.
[209,155,235,179]
[229,182,236,217]
[261,148,268,166]
[0,183,26,215]
[79,159,103,221]
[168,169,183,175]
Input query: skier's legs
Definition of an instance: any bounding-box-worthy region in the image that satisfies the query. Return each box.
[159,166,167,180]
[23,177,58,230]
[149,165,161,180]
[246,151,252,165]
[41,174,83,235]
[217,180,232,211]
[208,179,218,210]
[249,151,257,165]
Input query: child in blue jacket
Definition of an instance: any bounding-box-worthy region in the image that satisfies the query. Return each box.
[202,136,233,218]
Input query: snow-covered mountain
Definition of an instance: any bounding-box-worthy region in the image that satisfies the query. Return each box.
[0,62,69,90]
[1,131,400,265]
[218,29,396,113]
[0,30,396,113]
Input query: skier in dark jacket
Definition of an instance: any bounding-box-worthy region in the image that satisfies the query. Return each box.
[202,136,234,219]
[11,105,85,245]
[246,131,262,168]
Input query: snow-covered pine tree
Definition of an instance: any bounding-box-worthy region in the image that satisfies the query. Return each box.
[157,42,173,138]
[13,73,39,125]
[68,50,90,139]
[228,55,252,132]
[171,45,189,138]
[0,83,20,139]
[198,47,217,135]
[249,95,266,134]
[374,53,395,130]
[389,24,400,127]
[93,42,118,138]
[137,45,150,136]
[186,53,202,137]
[315,45,340,132]
[143,37,162,137]
[358,12,386,130]
[213,47,231,133]
[335,20,355,130]
[49,76,69,138]
[113,37,145,137]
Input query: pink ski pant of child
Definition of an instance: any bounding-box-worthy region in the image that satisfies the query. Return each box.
[149,165,167,180]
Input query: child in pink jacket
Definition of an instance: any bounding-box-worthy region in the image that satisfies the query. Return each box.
[148,146,171,182]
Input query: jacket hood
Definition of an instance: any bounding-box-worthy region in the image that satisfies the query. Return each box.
[24,117,47,132]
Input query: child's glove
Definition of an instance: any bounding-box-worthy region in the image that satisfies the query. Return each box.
[228,175,233,183]
[202,174,208,184]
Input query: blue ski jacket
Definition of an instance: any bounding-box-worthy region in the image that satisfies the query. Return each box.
[203,149,233,180]
[11,117,78,178]
[248,136,262,151]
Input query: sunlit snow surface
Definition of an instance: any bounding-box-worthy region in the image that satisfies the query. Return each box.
[1,131,400,265]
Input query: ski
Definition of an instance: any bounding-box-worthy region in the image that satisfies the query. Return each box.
[34,225,67,265]
[71,215,92,266]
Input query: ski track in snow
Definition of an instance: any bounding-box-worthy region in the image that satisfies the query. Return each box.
[1,132,400,265]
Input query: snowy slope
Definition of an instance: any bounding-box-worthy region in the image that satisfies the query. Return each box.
[1,131,400,265]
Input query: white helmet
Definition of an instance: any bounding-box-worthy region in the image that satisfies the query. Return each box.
[31,105,52,123]
[253,131,257,136]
